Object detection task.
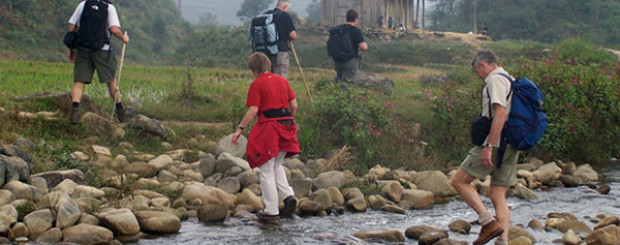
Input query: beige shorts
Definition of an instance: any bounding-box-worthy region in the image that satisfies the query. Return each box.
[459,145,519,186]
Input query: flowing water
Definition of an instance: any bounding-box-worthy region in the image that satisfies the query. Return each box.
[134,162,620,245]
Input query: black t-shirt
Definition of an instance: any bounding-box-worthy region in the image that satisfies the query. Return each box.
[271,8,295,52]
[344,24,365,58]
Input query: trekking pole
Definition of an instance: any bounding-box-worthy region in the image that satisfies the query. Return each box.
[289,41,314,103]
[111,31,128,120]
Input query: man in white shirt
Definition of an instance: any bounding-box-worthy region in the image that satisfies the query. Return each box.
[67,0,132,124]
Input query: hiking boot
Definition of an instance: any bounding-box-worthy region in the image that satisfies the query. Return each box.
[256,211,282,226]
[70,107,80,125]
[473,220,504,245]
[279,195,297,218]
[116,107,134,123]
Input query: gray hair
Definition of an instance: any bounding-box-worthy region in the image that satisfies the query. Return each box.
[277,0,291,7]
[471,50,498,67]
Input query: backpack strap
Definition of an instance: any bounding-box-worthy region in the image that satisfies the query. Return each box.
[495,73,514,169]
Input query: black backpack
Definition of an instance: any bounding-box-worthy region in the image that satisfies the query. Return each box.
[77,0,110,50]
[327,24,356,62]
[250,9,281,56]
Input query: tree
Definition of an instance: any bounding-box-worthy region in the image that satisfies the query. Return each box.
[236,0,273,21]
[196,13,218,30]
[306,0,320,24]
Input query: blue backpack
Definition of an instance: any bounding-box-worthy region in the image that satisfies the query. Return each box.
[500,74,548,151]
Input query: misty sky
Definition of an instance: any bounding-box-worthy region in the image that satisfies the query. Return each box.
[178,0,313,26]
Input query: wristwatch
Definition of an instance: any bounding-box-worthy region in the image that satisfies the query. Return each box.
[483,142,493,148]
[238,124,245,131]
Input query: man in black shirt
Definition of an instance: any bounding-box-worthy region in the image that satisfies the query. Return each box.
[270,0,297,78]
[334,9,368,81]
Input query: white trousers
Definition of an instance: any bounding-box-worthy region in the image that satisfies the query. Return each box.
[258,151,295,215]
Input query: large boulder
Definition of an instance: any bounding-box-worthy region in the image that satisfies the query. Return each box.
[572,164,598,182]
[412,171,456,197]
[313,171,347,189]
[32,169,86,189]
[400,189,434,209]
[584,224,620,245]
[1,144,35,169]
[532,162,561,185]
[0,190,15,207]
[52,192,81,229]
[198,154,216,178]
[133,211,181,234]
[238,170,259,188]
[98,208,140,235]
[62,224,114,245]
[0,205,18,233]
[217,177,241,194]
[3,180,41,200]
[289,178,313,198]
[235,189,264,212]
[353,229,405,242]
[309,188,332,210]
[81,112,125,141]
[215,153,250,174]
[36,227,62,243]
[380,181,404,203]
[129,114,167,138]
[23,209,54,240]
[0,155,29,183]
[215,134,247,158]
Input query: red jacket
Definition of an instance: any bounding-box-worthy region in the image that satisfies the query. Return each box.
[246,115,300,168]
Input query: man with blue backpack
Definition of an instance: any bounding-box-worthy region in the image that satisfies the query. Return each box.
[250,0,297,78]
[451,50,547,245]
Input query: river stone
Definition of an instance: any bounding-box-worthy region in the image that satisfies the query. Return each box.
[326,187,344,206]
[91,145,112,156]
[116,232,146,243]
[215,134,247,158]
[238,170,259,188]
[3,181,41,200]
[313,171,346,189]
[150,197,171,208]
[14,137,34,152]
[434,239,468,245]
[353,229,405,242]
[73,185,105,199]
[584,224,620,245]
[82,113,125,141]
[236,189,264,212]
[310,189,332,209]
[368,195,395,210]
[135,178,161,189]
[563,229,582,245]
[283,158,306,170]
[412,171,456,197]
[51,179,77,195]
[345,196,367,212]
[594,215,620,230]
[449,219,471,234]
[110,155,130,170]
[419,230,449,245]
[134,211,181,234]
[0,190,15,207]
[62,223,114,245]
[378,204,405,214]
[289,169,305,180]
[299,198,325,214]
[559,175,583,187]
[36,227,62,243]
[198,154,216,178]
[216,153,250,174]
[1,155,29,183]
[132,189,165,199]
[54,192,81,229]
[547,218,591,234]
[23,209,54,240]
[400,189,434,209]
[157,170,178,183]
[508,226,536,243]
[597,184,611,195]
[1,144,35,169]
[509,236,533,245]
[78,213,99,225]
[120,194,150,211]
[533,162,561,185]
[98,208,140,235]
[217,177,241,194]
[528,219,544,231]
[368,165,391,180]
[124,162,157,178]
[8,222,29,241]
[561,162,577,175]
[512,183,539,200]
[289,178,313,198]
[129,114,166,137]
[198,202,231,222]
[0,205,18,233]
[526,157,544,168]
[70,151,90,161]
[573,164,598,182]
[381,181,403,203]
[148,154,174,171]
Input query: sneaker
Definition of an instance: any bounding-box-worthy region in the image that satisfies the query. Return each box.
[280,195,297,218]
[256,211,281,226]
[116,107,135,123]
[473,220,504,245]
[70,107,80,125]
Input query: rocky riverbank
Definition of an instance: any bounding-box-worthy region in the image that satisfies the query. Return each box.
[0,129,617,245]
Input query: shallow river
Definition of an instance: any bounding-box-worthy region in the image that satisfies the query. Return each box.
[134,163,620,245]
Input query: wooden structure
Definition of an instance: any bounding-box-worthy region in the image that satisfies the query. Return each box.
[320,0,419,29]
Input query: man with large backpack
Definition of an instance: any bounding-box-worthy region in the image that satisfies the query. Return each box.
[327,9,368,82]
[250,0,297,78]
[67,0,133,124]
[450,50,518,245]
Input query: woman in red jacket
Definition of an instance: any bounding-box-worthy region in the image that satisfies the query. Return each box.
[232,52,299,226]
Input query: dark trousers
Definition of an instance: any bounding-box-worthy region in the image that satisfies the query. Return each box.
[334,58,360,82]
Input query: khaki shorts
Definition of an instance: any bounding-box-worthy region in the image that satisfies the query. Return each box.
[74,47,117,84]
[269,52,289,79]
[459,145,519,186]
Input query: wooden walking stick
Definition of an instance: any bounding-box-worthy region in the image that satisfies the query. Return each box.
[289,41,313,103]
[111,31,128,120]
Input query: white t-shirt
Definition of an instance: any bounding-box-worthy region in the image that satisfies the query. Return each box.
[482,67,513,146]
[68,1,121,50]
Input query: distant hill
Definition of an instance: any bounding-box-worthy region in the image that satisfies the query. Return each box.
[0,0,192,63]
[177,0,313,26]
